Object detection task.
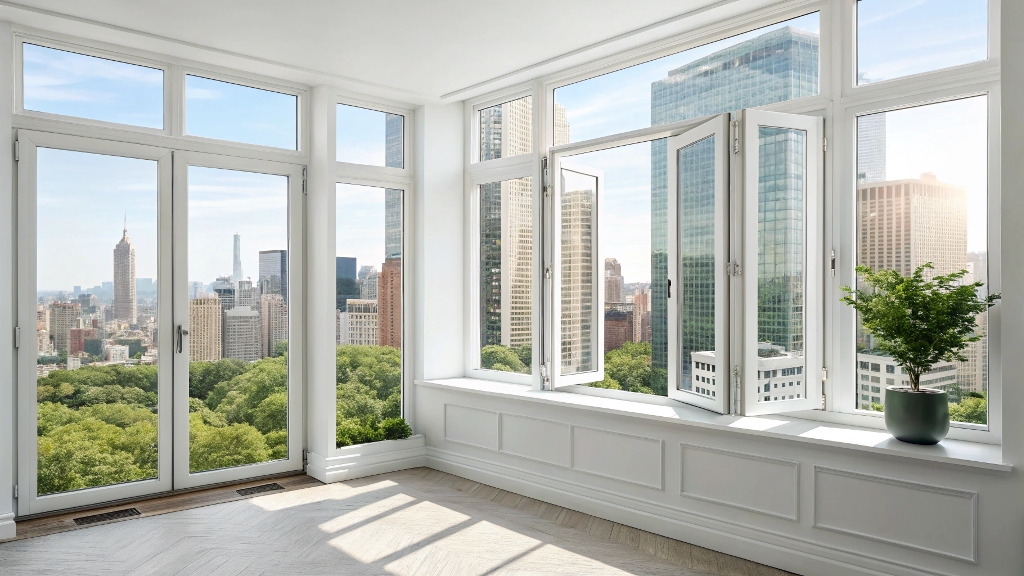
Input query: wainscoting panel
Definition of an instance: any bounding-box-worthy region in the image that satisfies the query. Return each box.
[814,466,978,562]
[444,404,499,450]
[499,414,571,467]
[572,426,663,489]
[680,444,799,521]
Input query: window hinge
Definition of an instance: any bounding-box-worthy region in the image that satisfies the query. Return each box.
[822,367,828,382]
[13,484,18,499]
[14,326,20,349]
[544,265,551,280]
[302,449,307,468]
[727,262,742,276]
[540,363,551,390]
[830,249,836,278]
[14,140,19,162]
[667,279,671,298]
[731,120,740,154]
[302,166,307,195]
[823,136,828,153]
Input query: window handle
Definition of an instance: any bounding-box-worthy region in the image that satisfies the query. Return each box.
[177,325,189,353]
[667,279,672,298]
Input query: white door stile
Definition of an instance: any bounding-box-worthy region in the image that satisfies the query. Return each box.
[740,110,824,416]
[666,114,731,414]
[548,157,604,389]
[171,151,305,490]
[15,130,174,516]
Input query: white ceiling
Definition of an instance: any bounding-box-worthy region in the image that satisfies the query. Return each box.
[0,0,772,102]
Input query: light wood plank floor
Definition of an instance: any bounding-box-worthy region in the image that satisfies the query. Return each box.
[0,468,794,576]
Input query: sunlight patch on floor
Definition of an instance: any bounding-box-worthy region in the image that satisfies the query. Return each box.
[328,500,471,563]
[317,492,417,533]
[384,519,542,576]
[251,479,398,511]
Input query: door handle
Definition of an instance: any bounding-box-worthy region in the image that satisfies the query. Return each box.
[177,325,189,353]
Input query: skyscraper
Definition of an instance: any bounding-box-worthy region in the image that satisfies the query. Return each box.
[604,258,625,303]
[385,190,403,261]
[232,233,243,284]
[560,187,594,373]
[650,25,820,382]
[259,249,288,301]
[477,99,568,354]
[336,257,356,281]
[346,299,378,346]
[261,293,288,357]
[378,258,402,348]
[236,279,257,309]
[360,269,378,300]
[50,301,80,354]
[857,113,886,184]
[224,307,261,362]
[113,219,137,324]
[189,297,222,362]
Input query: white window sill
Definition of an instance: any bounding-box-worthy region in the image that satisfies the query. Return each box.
[416,377,1011,473]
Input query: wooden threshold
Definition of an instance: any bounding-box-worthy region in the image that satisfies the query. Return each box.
[6,473,323,542]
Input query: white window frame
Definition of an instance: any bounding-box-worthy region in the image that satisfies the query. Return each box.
[464,0,1001,443]
[333,94,416,455]
[180,66,308,156]
[464,84,543,385]
[336,95,413,181]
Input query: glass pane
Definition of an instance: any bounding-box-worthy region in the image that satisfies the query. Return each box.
[560,169,597,375]
[757,127,807,405]
[35,149,159,495]
[335,184,405,447]
[479,96,537,161]
[565,144,659,393]
[555,13,819,143]
[479,177,534,374]
[336,104,404,167]
[187,167,289,473]
[23,43,163,129]
[857,0,987,85]
[855,96,989,425]
[678,136,718,399]
[186,75,297,149]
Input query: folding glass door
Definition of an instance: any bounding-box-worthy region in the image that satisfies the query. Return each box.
[17,132,303,515]
[546,109,822,417]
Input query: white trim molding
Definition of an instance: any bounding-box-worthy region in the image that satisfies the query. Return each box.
[306,435,426,484]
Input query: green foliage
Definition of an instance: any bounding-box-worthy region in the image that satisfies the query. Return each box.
[188,413,270,473]
[115,339,146,358]
[870,402,884,413]
[584,342,658,395]
[840,263,999,391]
[949,395,987,425]
[189,359,248,401]
[480,345,527,374]
[335,345,409,448]
[273,340,289,358]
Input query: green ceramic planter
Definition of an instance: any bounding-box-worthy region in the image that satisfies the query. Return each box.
[884,387,950,445]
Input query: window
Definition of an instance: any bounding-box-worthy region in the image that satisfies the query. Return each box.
[335,184,404,447]
[33,148,161,494]
[554,13,819,143]
[478,177,534,374]
[337,104,404,168]
[855,96,990,425]
[478,96,537,161]
[185,75,298,149]
[22,43,163,129]
[857,0,988,85]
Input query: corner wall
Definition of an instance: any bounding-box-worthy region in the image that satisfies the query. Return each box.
[0,20,16,540]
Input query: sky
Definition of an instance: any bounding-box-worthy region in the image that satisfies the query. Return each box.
[337,104,393,166]
[336,184,390,273]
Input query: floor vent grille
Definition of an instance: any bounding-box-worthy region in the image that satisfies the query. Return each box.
[236,483,284,496]
[73,508,141,526]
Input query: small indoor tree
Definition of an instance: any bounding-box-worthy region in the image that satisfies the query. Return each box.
[841,263,999,392]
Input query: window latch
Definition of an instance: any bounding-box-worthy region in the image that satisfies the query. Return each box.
[667,279,671,298]
[544,266,551,280]
[830,249,836,278]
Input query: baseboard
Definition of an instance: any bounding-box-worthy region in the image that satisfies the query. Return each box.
[425,447,958,576]
[306,435,426,484]
[0,512,15,541]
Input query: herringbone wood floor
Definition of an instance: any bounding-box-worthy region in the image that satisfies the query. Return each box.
[0,468,794,576]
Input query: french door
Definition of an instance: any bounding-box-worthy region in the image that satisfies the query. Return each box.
[16,131,303,515]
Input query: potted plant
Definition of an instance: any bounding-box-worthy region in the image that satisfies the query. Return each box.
[840,263,999,444]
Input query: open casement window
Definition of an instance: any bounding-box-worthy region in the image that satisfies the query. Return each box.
[738,110,823,416]
[547,161,603,388]
[666,115,732,413]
